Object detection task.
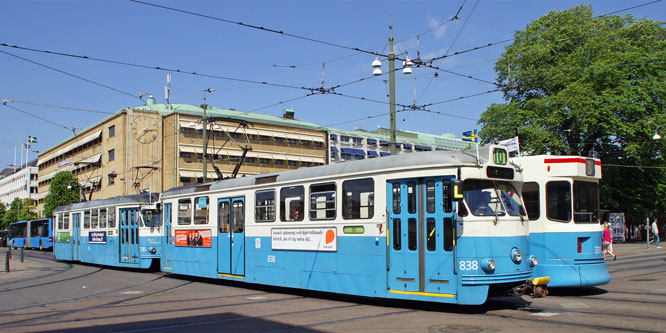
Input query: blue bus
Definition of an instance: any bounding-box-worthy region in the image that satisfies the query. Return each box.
[514,155,610,287]
[160,145,548,305]
[53,193,162,269]
[8,219,53,250]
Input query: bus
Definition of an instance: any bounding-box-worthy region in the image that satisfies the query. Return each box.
[8,219,53,250]
[159,145,548,305]
[513,155,610,287]
[53,193,162,268]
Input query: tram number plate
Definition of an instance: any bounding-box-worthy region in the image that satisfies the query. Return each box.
[459,260,478,271]
[595,246,602,254]
[267,255,276,263]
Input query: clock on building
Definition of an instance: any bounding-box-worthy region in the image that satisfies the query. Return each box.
[132,116,159,144]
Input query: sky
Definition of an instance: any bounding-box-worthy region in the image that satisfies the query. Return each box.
[1,0,664,168]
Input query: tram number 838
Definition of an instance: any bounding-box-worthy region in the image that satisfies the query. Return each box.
[459,260,479,271]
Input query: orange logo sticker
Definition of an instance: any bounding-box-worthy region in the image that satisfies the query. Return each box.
[325,229,335,244]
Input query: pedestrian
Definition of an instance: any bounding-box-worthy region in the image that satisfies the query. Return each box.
[651,218,661,248]
[603,223,616,260]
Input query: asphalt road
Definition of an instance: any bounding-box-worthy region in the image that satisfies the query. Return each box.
[0,243,664,332]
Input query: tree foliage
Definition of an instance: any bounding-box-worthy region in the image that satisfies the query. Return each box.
[479,6,666,225]
[3,197,38,225]
[0,203,6,230]
[43,171,80,218]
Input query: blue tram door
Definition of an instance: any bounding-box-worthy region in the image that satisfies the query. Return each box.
[217,197,245,276]
[162,203,172,267]
[72,213,81,261]
[120,208,140,264]
[387,178,457,295]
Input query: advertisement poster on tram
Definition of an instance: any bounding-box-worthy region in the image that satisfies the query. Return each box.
[608,213,626,243]
[174,229,212,247]
[271,227,337,251]
[89,231,107,244]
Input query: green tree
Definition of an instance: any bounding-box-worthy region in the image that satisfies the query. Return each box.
[479,6,666,225]
[0,203,7,230]
[3,197,37,224]
[43,171,80,218]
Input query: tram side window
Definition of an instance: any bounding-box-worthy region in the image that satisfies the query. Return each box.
[91,209,99,229]
[99,208,107,228]
[426,181,436,214]
[426,218,436,251]
[64,214,70,229]
[342,178,374,220]
[255,190,276,222]
[393,218,401,250]
[178,198,192,225]
[407,182,416,214]
[523,182,540,221]
[58,214,64,230]
[392,183,401,214]
[408,218,417,251]
[281,186,304,222]
[310,183,336,220]
[546,181,571,222]
[218,201,229,232]
[194,196,209,225]
[84,211,91,229]
[442,182,452,213]
[108,209,116,228]
[573,181,599,223]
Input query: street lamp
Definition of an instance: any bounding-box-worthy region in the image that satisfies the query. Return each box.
[370,28,413,156]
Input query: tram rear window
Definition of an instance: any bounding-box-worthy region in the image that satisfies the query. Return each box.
[573,181,599,223]
[523,182,540,221]
[546,181,571,222]
[342,178,374,220]
[178,199,192,225]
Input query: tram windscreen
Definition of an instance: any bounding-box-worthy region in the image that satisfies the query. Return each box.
[496,182,526,216]
[142,209,162,227]
[573,181,599,223]
[463,180,505,217]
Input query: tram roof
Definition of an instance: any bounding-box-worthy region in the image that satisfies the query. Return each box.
[163,147,493,198]
[53,193,160,213]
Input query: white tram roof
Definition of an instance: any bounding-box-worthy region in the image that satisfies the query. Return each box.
[53,193,160,213]
[163,146,502,198]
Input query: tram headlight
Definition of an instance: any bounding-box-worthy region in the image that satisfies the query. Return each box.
[510,248,522,264]
[150,247,157,254]
[529,255,538,267]
[481,259,496,273]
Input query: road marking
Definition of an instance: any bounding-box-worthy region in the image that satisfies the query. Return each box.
[531,312,559,317]
[121,291,144,295]
[247,296,267,300]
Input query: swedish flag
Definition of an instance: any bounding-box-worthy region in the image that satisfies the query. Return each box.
[28,136,38,143]
[462,130,479,143]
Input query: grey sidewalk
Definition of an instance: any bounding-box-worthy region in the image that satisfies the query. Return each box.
[609,241,664,258]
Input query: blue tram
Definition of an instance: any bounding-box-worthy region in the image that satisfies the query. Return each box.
[160,145,547,305]
[9,219,53,250]
[53,193,162,269]
[513,155,610,287]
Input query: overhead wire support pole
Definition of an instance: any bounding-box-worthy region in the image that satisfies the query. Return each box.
[388,29,397,156]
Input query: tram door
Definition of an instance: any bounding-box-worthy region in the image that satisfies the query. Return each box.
[162,203,173,267]
[387,178,457,295]
[217,197,245,276]
[72,213,81,261]
[119,208,140,264]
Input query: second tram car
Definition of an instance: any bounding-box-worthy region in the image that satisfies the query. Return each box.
[514,155,610,287]
[53,193,162,269]
[160,146,547,305]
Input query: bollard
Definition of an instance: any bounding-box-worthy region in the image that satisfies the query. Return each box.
[5,252,9,272]
[20,247,24,263]
[8,246,11,259]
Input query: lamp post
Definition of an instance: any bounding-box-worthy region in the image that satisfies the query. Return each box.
[201,89,215,183]
[371,26,413,156]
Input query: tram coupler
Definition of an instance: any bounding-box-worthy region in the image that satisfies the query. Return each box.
[510,276,550,298]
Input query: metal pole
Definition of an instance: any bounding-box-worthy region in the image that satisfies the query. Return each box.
[647,217,650,249]
[8,246,11,259]
[5,252,9,272]
[20,247,24,263]
[388,32,396,156]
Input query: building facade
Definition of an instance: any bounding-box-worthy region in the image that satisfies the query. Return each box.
[0,163,38,208]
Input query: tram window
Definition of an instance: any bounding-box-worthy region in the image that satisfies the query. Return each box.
[523,182,540,221]
[408,218,417,251]
[463,180,505,217]
[392,183,401,214]
[442,182,452,213]
[255,190,276,222]
[426,181,436,214]
[407,182,416,214]
[573,181,599,223]
[281,186,304,222]
[108,209,116,228]
[64,214,70,229]
[218,201,229,232]
[58,214,64,230]
[232,201,244,233]
[497,181,526,216]
[426,218,436,251]
[444,217,454,251]
[84,211,91,229]
[99,208,107,228]
[143,210,162,227]
[91,209,99,229]
[546,181,571,222]
[393,218,401,250]
[310,183,336,220]
[178,198,192,225]
[194,196,209,225]
[342,178,374,220]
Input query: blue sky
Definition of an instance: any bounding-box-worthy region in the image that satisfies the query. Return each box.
[1,0,664,168]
